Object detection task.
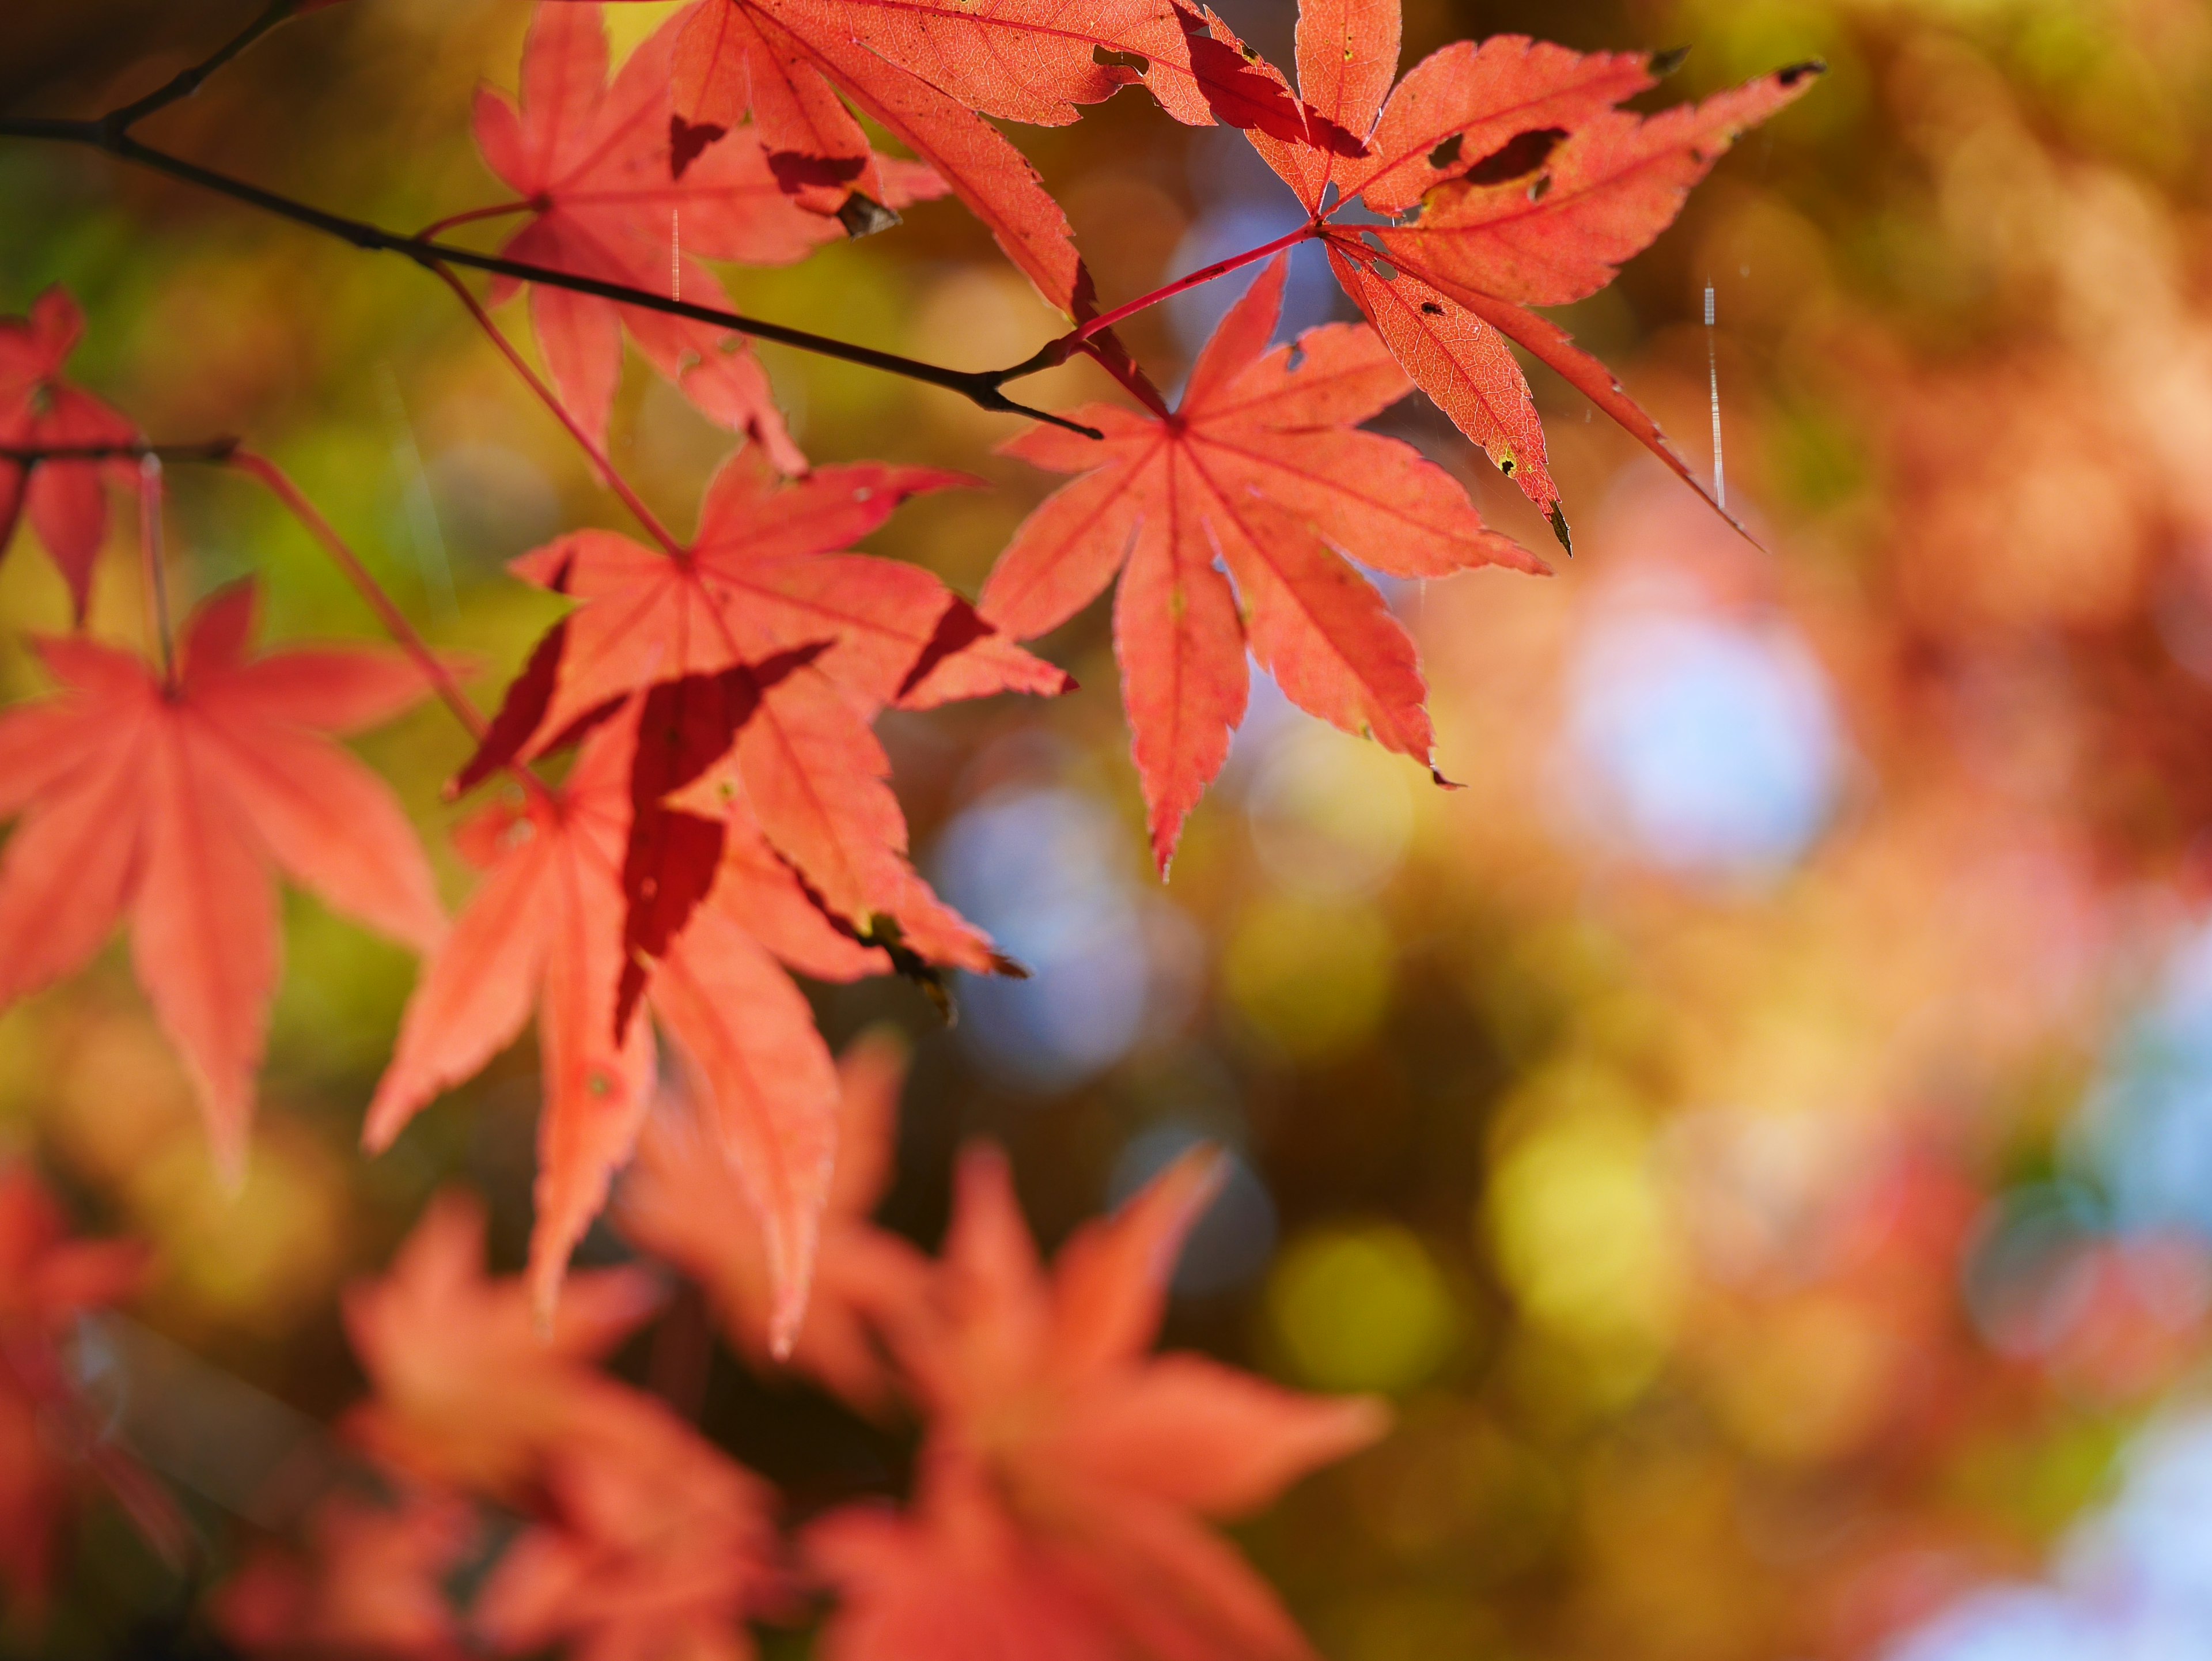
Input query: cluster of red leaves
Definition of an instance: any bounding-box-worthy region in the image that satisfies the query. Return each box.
[224,1046,1380,1661]
[0,8,1810,1625]
[0,1164,177,1617]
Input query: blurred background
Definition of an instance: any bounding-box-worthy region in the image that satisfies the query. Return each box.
[8,0,2212,1656]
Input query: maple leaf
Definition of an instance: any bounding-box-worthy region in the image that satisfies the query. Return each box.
[983,253,1541,869]
[679,0,1353,146]
[809,1142,1386,1661]
[660,0,1179,327]
[0,581,445,1178]
[475,1,943,456]
[620,1025,933,1412]
[371,698,902,1331]
[328,1189,787,1661]
[1236,0,1822,543]
[472,1389,788,1661]
[0,287,141,623]
[0,1164,173,1617]
[215,1490,476,1661]
[340,1189,666,1497]
[455,452,1066,992]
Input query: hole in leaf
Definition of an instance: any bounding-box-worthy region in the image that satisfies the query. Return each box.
[1427,134,1463,169]
[1462,127,1569,186]
[1094,44,1149,72]
[1420,301,1444,316]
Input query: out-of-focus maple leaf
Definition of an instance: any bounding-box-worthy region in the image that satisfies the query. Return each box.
[809,1143,1387,1660]
[474,2,944,458]
[455,452,1065,993]
[621,1026,931,1412]
[215,1490,476,1661]
[985,254,1540,869]
[0,1164,168,1616]
[327,1189,786,1661]
[340,1189,665,1498]
[473,1389,787,1661]
[0,287,140,623]
[371,699,896,1331]
[1235,0,1821,543]
[0,581,445,1178]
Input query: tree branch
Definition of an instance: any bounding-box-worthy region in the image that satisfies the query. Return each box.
[0,116,1105,438]
[0,438,240,464]
[101,0,304,135]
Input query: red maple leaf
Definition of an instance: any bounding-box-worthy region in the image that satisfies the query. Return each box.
[340,1189,666,1497]
[982,253,1541,869]
[1236,0,1822,544]
[0,1164,173,1617]
[472,1390,788,1661]
[0,581,445,1177]
[808,1143,1386,1661]
[215,1490,477,1661]
[327,1189,787,1661]
[370,697,907,1330]
[474,1,942,458]
[658,0,1315,327]
[456,452,1066,993]
[0,288,141,623]
[620,1025,932,1412]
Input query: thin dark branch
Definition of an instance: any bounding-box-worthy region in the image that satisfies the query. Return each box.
[0,118,1105,439]
[0,438,240,464]
[103,0,304,135]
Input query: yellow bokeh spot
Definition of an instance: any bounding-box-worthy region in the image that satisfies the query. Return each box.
[1222,896,1392,1062]
[1267,1224,1460,1394]
[1487,1092,1683,1361]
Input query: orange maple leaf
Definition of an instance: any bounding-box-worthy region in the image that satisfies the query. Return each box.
[984,253,1540,869]
[0,581,445,1176]
[809,1144,1386,1660]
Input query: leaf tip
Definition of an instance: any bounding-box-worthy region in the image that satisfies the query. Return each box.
[1776,59,1828,88]
[1547,502,1574,557]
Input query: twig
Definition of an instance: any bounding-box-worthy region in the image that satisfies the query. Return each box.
[101,0,303,135]
[0,438,239,464]
[0,116,1104,438]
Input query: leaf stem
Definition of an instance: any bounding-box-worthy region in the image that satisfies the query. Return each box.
[413,200,536,241]
[228,449,497,751]
[137,455,177,690]
[429,264,687,560]
[1070,223,1315,343]
[1075,339,1172,420]
[0,118,1104,438]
